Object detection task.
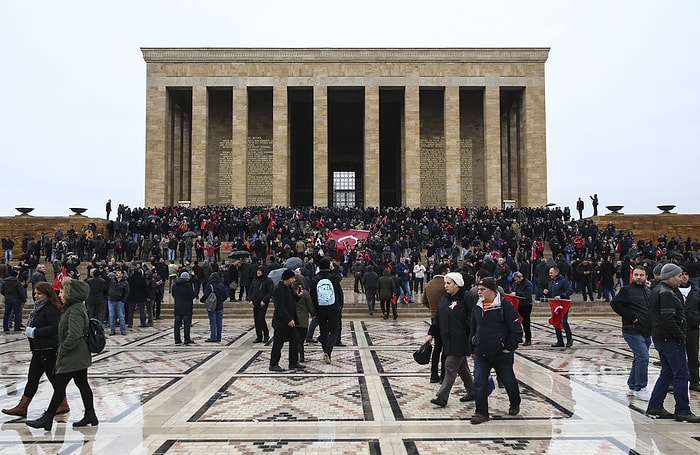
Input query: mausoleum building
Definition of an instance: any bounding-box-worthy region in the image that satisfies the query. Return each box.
[142,48,549,209]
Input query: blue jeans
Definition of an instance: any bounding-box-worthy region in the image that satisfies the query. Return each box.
[473,351,521,417]
[108,300,126,333]
[3,301,23,331]
[555,311,572,344]
[174,314,192,343]
[622,332,651,391]
[208,309,223,341]
[648,340,691,415]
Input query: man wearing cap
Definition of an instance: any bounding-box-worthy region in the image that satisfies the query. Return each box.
[269,269,304,372]
[424,272,476,407]
[645,263,700,422]
[469,276,523,424]
[610,265,652,400]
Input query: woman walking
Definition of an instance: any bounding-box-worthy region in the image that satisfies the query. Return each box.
[26,277,98,430]
[2,282,70,418]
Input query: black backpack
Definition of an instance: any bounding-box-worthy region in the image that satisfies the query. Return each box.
[85,318,106,354]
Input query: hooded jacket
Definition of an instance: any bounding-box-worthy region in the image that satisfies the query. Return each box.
[201,272,229,311]
[249,266,274,305]
[171,275,195,315]
[55,278,92,374]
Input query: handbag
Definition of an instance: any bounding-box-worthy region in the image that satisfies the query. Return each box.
[203,285,217,312]
[413,342,432,365]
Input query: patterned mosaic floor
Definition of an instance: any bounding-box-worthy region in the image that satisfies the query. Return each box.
[2,316,700,454]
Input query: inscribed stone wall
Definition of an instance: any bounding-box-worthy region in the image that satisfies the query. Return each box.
[207,91,232,205]
[460,91,484,206]
[419,91,445,207]
[246,91,273,206]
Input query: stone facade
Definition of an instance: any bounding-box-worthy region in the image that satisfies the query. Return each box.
[142,48,550,209]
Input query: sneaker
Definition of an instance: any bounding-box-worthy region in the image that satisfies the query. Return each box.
[323,353,331,364]
[470,414,490,425]
[674,413,700,423]
[508,405,520,416]
[566,340,574,348]
[634,388,651,401]
[626,388,636,397]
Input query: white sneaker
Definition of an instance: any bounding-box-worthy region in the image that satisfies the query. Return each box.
[634,388,651,401]
[626,388,636,396]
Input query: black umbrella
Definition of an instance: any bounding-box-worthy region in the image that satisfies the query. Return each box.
[183,231,198,237]
[228,250,251,259]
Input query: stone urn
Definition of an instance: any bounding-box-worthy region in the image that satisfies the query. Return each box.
[657,205,676,214]
[15,207,34,216]
[69,207,88,216]
[606,205,623,214]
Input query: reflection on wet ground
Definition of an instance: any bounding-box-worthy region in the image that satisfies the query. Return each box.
[2,317,700,454]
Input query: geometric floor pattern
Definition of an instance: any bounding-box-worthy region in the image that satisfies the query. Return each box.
[2,315,700,454]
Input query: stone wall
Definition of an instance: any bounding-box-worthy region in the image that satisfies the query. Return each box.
[595,213,700,244]
[0,215,108,256]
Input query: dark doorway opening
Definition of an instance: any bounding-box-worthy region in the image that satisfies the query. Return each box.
[289,89,314,207]
[328,88,364,208]
[379,88,403,207]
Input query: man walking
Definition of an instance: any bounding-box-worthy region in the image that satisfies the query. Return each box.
[645,263,700,422]
[269,269,305,372]
[544,267,574,347]
[610,265,652,400]
[311,257,343,364]
[421,263,448,383]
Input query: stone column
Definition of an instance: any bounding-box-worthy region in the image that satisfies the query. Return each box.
[272,86,289,207]
[404,85,420,207]
[231,86,247,206]
[364,85,379,208]
[190,84,208,206]
[144,84,168,208]
[521,85,547,207]
[444,86,460,207]
[313,85,328,207]
[483,85,502,208]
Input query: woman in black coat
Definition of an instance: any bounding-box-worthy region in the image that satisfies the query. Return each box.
[2,282,69,417]
[424,272,476,407]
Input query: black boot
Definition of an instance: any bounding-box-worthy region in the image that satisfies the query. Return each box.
[26,411,54,431]
[72,410,99,427]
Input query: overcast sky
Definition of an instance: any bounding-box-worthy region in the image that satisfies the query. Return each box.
[1,0,698,218]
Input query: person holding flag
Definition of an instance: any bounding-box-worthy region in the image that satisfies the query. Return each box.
[544,267,574,347]
[508,271,533,345]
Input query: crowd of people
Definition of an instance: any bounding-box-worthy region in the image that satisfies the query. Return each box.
[2,203,700,425]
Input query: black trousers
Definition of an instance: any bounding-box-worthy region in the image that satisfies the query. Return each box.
[24,350,57,398]
[270,324,299,368]
[253,302,270,340]
[47,368,94,415]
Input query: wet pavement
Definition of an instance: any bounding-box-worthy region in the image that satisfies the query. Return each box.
[2,316,700,454]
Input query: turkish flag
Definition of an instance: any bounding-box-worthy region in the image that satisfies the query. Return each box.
[548,299,571,329]
[326,229,370,250]
[504,294,524,323]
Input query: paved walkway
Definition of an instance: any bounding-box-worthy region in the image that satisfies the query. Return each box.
[2,317,700,454]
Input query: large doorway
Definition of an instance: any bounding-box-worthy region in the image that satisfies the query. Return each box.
[379,88,403,207]
[328,88,364,207]
[289,88,314,206]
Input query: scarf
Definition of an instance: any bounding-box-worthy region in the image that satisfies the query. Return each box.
[27,298,48,327]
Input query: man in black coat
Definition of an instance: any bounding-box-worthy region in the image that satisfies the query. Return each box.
[269,269,304,372]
